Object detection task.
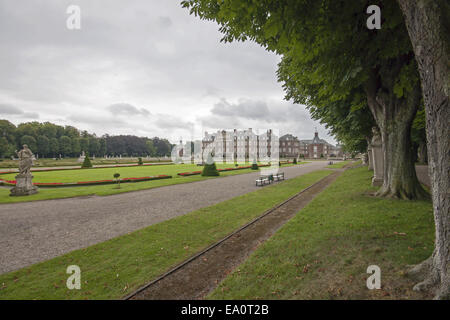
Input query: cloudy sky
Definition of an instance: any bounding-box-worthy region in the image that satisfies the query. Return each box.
[0,0,336,144]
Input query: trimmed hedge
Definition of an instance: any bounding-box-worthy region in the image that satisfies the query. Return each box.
[202,162,219,176]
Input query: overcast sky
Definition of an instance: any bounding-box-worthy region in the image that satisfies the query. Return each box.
[0,0,336,144]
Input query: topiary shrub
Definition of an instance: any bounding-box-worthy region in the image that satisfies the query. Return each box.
[113,173,121,188]
[251,159,259,170]
[293,158,297,164]
[202,162,219,176]
[202,153,219,176]
[138,157,143,165]
[81,153,93,168]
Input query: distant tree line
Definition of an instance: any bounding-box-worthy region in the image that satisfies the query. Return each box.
[0,120,173,159]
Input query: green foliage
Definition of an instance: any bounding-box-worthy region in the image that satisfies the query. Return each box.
[181,0,418,156]
[81,154,93,168]
[293,158,297,164]
[251,160,259,170]
[59,135,72,156]
[138,157,143,165]
[20,135,37,151]
[202,162,220,176]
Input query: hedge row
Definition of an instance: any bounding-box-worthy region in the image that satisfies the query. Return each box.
[0,175,172,188]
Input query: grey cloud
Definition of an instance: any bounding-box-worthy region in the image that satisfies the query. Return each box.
[0,104,39,119]
[108,103,150,117]
[157,16,173,28]
[0,104,23,115]
[209,98,309,123]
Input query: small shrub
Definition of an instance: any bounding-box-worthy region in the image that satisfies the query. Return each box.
[113,173,121,188]
[293,158,297,164]
[138,157,143,165]
[202,162,219,176]
[251,160,259,170]
[81,154,93,168]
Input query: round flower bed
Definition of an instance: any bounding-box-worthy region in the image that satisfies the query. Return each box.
[0,175,172,187]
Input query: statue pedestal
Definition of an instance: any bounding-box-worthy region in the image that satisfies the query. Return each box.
[371,144,384,187]
[10,173,38,196]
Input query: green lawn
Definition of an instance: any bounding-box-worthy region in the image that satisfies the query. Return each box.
[0,163,251,183]
[326,160,352,168]
[0,162,307,204]
[0,157,171,168]
[208,166,434,300]
[0,170,331,300]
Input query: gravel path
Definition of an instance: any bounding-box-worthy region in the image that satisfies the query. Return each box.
[0,161,329,274]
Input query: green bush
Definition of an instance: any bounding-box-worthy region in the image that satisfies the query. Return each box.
[251,160,259,170]
[138,157,143,165]
[293,158,297,164]
[113,173,121,188]
[202,162,219,176]
[81,154,93,168]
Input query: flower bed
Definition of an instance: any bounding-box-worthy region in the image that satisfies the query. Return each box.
[177,164,271,177]
[0,175,172,187]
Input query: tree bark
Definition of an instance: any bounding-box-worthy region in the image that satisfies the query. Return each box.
[397,0,450,299]
[366,57,428,200]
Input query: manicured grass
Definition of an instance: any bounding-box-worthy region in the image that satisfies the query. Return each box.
[0,163,251,183]
[0,167,249,204]
[0,157,171,168]
[326,160,351,168]
[0,162,308,204]
[0,170,332,300]
[209,166,434,300]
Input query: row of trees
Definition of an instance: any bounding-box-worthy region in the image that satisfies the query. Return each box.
[182,0,449,298]
[0,120,173,158]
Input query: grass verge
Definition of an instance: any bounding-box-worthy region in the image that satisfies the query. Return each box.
[209,166,434,300]
[326,160,351,168]
[0,170,331,299]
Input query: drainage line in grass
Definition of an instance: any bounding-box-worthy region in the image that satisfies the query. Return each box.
[123,170,342,300]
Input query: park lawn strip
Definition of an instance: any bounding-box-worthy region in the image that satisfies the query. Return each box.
[209,166,434,300]
[326,160,351,168]
[0,163,309,204]
[0,170,332,300]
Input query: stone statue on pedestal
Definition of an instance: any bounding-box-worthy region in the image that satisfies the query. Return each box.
[10,144,38,196]
[371,127,384,187]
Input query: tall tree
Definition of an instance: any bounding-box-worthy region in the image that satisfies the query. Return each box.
[36,135,49,157]
[72,137,81,157]
[20,135,37,152]
[49,137,59,157]
[397,0,450,299]
[182,0,426,199]
[59,136,72,156]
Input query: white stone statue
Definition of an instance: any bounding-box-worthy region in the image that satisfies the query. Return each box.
[16,144,34,175]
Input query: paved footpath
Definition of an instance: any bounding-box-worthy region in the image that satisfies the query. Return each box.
[0,161,330,274]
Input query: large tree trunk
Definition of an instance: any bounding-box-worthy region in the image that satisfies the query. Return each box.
[366,57,428,200]
[397,0,450,299]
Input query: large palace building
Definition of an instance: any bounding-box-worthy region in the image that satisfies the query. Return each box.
[200,129,342,161]
[201,128,278,162]
[279,131,343,158]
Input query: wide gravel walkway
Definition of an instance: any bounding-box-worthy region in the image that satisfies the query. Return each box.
[0,161,329,274]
